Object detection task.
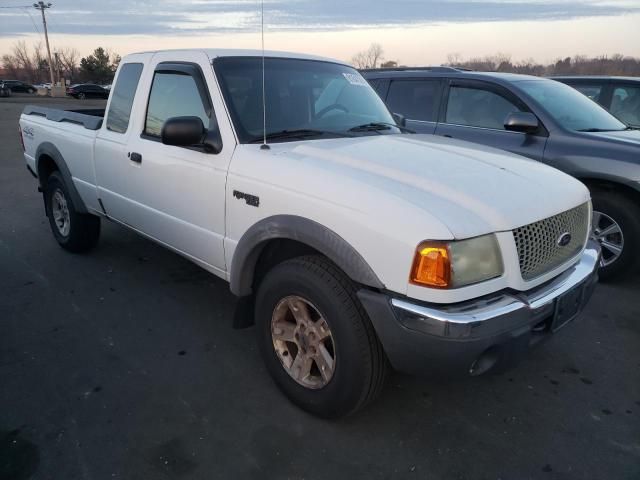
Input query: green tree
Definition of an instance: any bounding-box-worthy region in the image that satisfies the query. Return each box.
[79,47,119,84]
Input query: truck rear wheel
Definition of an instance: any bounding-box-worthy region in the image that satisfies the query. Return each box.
[591,190,640,281]
[255,255,387,418]
[44,171,100,253]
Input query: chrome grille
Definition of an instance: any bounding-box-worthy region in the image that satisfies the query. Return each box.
[513,203,589,281]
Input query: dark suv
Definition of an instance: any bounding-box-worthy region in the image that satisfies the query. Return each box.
[362,67,640,280]
[552,76,640,129]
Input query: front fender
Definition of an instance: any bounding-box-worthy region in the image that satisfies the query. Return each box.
[229,215,384,296]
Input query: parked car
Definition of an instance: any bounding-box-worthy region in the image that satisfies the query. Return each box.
[1,80,36,94]
[552,76,640,129]
[66,83,109,99]
[362,67,640,280]
[19,50,599,418]
[0,82,11,97]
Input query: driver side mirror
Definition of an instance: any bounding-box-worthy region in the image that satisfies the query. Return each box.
[162,116,205,147]
[504,112,540,134]
[392,112,407,128]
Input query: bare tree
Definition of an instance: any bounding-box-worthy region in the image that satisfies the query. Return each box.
[351,43,385,69]
[58,47,80,81]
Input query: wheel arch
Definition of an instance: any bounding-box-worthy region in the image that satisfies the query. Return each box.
[35,142,88,213]
[578,176,640,205]
[229,215,385,298]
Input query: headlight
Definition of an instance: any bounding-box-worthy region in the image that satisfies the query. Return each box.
[410,234,503,288]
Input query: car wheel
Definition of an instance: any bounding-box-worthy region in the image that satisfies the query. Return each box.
[44,171,100,253]
[255,255,387,418]
[28,88,35,94]
[591,190,640,281]
[78,92,86,100]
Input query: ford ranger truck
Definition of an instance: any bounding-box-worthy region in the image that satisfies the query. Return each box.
[19,49,600,418]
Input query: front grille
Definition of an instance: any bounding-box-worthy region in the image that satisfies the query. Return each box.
[513,203,589,281]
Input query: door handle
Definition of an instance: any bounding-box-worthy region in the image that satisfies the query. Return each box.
[129,152,142,163]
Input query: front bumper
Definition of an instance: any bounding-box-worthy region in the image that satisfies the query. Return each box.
[358,242,600,377]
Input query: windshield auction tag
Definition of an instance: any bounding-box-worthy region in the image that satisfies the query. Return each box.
[342,72,368,87]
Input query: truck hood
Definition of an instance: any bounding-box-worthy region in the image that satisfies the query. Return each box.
[271,134,590,239]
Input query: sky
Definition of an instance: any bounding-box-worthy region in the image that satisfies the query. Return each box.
[0,0,639,65]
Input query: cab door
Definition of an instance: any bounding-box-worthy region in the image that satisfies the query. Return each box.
[435,80,547,161]
[116,51,235,274]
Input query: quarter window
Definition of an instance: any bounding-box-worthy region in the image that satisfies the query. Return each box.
[144,71,209,138]
[106,63,143,134]
[446,86,522,130]
[387,80,440,122]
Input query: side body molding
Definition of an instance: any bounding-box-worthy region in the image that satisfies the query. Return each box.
[229,215,385,296]
[35,142,88,213]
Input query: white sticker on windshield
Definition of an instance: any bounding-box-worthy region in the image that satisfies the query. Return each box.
[342,72,368,87]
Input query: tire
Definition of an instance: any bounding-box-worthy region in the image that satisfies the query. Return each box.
[255,255,387,418]
[78,92,86,100]
[28,88,35,94]
[591,189,640,281]
[44,171,100,253]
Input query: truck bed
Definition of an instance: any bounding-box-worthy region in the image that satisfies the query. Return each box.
[23,105,105,130]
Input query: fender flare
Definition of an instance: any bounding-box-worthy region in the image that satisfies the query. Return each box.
[35,142,88,213]
[229,215,384,296]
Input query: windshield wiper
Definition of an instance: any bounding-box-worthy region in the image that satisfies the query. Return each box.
[349,122,414,134]
[250,129,351,143]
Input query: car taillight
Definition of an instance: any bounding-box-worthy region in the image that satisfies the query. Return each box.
[18,125,25,151]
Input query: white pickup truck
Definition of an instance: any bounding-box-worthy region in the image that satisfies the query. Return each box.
[19,49,599,418]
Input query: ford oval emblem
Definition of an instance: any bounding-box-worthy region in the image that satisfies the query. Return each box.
[557,232,572,247]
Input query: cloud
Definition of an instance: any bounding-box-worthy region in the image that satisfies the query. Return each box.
[0,0,637,37]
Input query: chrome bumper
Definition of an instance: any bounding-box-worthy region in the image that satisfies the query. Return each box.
[391,242,600,340]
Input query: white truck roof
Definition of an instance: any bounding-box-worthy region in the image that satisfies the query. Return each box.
[123,48,341,65]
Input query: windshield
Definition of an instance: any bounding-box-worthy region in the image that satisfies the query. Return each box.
[214,57,398,143]
[518,80,627,132]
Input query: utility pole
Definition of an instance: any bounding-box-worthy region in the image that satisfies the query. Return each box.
[33,2,55,87]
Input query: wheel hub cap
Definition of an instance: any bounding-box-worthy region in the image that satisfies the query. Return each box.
[271,296,336,389]
[51,189,70,236]
[591,210,624,267]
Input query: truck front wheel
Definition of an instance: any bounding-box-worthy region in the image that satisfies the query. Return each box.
[44,171,100,253]
[255,255,387,418]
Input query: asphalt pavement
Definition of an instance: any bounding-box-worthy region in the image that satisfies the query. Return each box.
[1,95,639,480]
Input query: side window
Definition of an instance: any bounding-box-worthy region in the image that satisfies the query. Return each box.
[144,71,209,138]
[611,86,640,127]
[386,80,440,122]
[572,84,603,104]
[445,86,522,130]
[106,63,143,134]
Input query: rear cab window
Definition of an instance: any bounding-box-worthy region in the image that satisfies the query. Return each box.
[106,63,144,133]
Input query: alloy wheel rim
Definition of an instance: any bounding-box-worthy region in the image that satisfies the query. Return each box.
[592,210,624,267]
[51,189,71,237]
[271,295,336,389]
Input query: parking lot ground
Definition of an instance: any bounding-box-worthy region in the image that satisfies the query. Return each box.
[1,95,639,480]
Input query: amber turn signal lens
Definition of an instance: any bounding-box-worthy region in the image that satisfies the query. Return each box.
[410,243,451,288]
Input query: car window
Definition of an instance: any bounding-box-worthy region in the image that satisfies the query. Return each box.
[445,86,522,130]
[144,71,209,138]
[611,86,640,127]
[107,63,143,134]
[386,80,440,122]
[573,84,603,104]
